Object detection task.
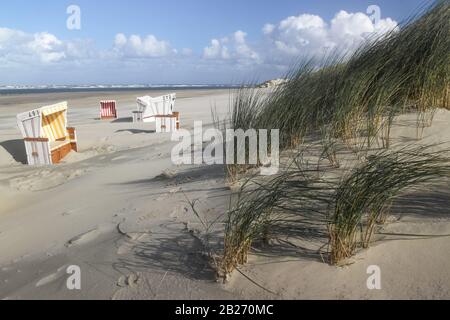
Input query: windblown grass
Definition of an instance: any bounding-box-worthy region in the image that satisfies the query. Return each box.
[226,88,267,182]
[328,145,450,265]
[218,175,284,280]
[218,151,333,279]
[214,0,450,279]
[227,1,449,159]
[215,87,278,182]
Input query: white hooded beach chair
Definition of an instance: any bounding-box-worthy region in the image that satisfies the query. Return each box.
[134,93,176,123]
[133,93,179,132]
[17,102,78,165]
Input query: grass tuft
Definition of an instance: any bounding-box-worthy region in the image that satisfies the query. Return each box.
[328,145,450,264]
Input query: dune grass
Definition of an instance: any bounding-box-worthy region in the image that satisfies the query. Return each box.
[219,175,285,279]
[328,145,450,265]
[218,143,450,275]
[214,0,450,277]
[218,151,334,279]
[226,1,449,159]
[223,88,267,182]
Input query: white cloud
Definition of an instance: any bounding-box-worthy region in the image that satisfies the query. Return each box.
[0,27,26,44]
[27,32,66,63]
[0,8,399,84]
[234,31,260,61]
[0,27,94,65]
[181,48,193,56]
[269,14,330,56]
[331,11,374,37]
[264,10,398,58]
[280,13,327,30]
[114,33,127,47]
[374,17,399,35]
[203,30,260,63]
[113,33,175,58]
[203,39,229,59]
[263,24,275,35]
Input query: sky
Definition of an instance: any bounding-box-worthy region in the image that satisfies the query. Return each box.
[0,0,430,85]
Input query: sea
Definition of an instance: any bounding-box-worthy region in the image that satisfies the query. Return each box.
[0,84,241,95]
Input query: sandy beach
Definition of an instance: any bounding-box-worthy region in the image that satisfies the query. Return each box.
[0,89,235,299]
[0,88,448,300]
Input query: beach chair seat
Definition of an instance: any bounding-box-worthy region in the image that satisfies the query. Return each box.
[50,140,73,164]
[50,140,70,150]
[17,102,78,165]
[135,93,177,123]
[100,100,118,119]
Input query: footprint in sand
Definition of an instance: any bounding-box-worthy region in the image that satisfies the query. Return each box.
[117,273,141,288]
[169,187,182,194]
[112,156,128,162]
[65,228,100,248]
[35,265,67,287]
[155,187,182,201]
[117,218,152,239]
[116,242,134,255]
[116,233,147,255]
[156,194,169,201]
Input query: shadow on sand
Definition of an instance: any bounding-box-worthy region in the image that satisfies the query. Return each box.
[114,165,228,195]
[0,139,27,164]
[115,129,156,134]
[113,221,217,281]
[113,117,133,123]
[390,187,450,219]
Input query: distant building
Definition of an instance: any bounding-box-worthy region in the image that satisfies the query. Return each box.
[258,79,289,88]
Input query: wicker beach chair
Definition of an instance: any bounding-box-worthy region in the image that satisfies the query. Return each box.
[100,100,118,120]
[134,93,179,132]
[17,102,78,165]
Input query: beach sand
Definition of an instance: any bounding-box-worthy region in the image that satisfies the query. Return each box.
[0,89,449,300]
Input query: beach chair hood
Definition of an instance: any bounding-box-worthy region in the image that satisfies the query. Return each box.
[17,102,68,141]
[136,93,176,123]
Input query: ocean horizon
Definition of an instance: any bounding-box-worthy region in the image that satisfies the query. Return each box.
[0,84,242,95]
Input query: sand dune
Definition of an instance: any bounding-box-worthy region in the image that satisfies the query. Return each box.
[0,89,449,300]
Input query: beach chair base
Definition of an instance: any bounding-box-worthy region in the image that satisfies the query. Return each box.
[51,142,74,164]
[155,115,178,133]
[133,111,144,123]
[173,112,180,130]
[23,127,78,165]
[24,138,52,165]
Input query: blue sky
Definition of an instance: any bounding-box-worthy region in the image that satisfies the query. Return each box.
[0,0,429,85]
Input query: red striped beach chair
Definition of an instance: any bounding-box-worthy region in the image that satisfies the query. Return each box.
[100,100,118,120]
[17,102,78,165]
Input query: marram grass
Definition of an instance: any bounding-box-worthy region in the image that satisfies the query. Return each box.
[227,1,449,159]
[328,145,450,264]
